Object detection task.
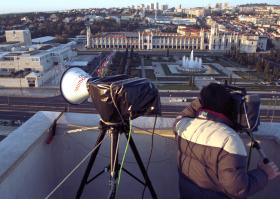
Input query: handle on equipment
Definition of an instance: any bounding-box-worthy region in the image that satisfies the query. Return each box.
[263,158,270,164]
[253,141,270,164]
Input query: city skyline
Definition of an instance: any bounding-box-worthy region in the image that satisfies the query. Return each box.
[1,0,280,14]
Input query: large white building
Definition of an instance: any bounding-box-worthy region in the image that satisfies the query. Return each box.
[208,23,259,53]
[0,30,77,88]
[87,23,264,53]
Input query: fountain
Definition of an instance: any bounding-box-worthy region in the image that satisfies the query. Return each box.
[177,50,206,73]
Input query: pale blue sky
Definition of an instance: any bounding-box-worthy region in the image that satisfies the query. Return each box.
[0,0,279,14]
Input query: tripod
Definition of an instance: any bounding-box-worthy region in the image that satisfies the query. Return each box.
[246,129,269,171]
[76,121,157,199]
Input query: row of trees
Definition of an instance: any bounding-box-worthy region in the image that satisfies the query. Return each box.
[106,48,140,77]
[226,49,280,82]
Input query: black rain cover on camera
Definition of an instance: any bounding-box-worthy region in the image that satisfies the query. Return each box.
[88,75,161,124]
[230,92,260,132]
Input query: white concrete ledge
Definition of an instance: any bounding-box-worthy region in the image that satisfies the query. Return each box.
[0,111,61,183]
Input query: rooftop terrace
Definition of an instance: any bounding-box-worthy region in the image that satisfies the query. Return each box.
[0,111,279,199]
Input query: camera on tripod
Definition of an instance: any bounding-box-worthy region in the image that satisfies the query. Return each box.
[60,67,161,124]
[60,67,161,199]
[224,82,260,133]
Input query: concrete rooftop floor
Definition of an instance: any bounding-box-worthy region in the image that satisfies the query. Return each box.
[0,111,279,199]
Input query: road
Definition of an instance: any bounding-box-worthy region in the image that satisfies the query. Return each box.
[159,91,280,98]
[0,94,279,122]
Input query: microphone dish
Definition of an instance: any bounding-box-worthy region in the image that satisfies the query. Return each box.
[60,67,92,105]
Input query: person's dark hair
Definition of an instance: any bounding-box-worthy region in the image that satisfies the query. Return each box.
[200,83,233,119]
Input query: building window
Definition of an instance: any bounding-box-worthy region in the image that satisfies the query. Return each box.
[27,77,36,87]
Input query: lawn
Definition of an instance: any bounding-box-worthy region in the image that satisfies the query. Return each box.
[144,59,153,66]
[234,71,259,81]
[161,63,172,75]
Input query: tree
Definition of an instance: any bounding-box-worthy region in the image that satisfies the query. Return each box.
[255,61,263,74]
[130,47,134,58]
[272,64,280,80]
[166,47,170,57]
[189,76,195,87]
[229,74,233,84]
[264,63,271,81]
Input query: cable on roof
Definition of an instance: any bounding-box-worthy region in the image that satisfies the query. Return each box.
[141,115,157,199]
[116,118,132,193]
[132,125,176,141]
[68,126,175,165]
[44,133,108,199]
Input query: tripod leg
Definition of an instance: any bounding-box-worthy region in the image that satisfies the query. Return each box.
[108,128,119,199]
[76,129,106,199]
[125,134,158,199]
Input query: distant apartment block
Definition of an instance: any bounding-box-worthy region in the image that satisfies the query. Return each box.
[238,15,278,27]
[161,4,168,11]
[150,3,154,10]
[5,30,32,46]
[87,23,265,53]
[185,7,206,17]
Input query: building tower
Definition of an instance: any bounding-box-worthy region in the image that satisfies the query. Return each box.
[199,28,205,50]
[209,22,219,50]
[155,5,157,22]
[86,25,92,48]
[210,22,219,36]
